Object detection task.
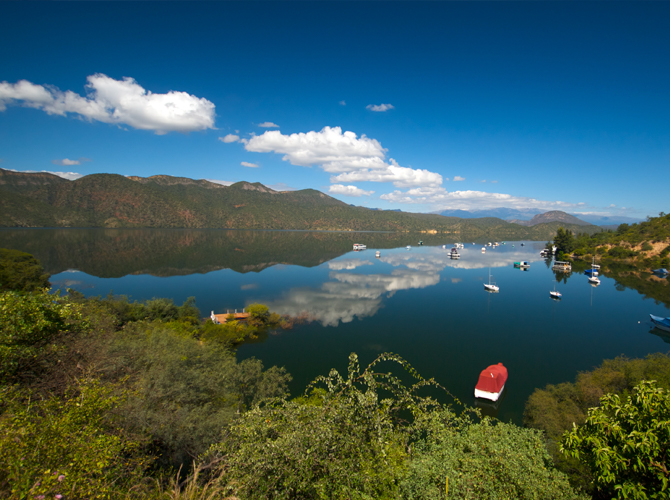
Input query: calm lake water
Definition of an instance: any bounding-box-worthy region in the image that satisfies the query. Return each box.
[2,228,669,424]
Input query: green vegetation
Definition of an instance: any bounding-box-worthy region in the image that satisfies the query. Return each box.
[5,248,670,499]
[0,248,50,292]
[549,212,670,271]
[524,353,670,496]
[562,380,670,500]
[0,169,597,239]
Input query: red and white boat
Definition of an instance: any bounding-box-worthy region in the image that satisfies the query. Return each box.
[474,363,508,401]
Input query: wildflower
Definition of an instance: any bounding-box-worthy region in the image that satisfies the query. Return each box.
[55,495,63,499]
[57,475,65,482]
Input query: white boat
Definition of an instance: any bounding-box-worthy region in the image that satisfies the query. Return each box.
[587,257,600,284]
[650,314,670,332]
[353,243,366,251]
[484,268,499,292]
[481,247,486,253]
[375,251,381,258]
[406,245,411,250]
[450,248,460,259]
[550,282,562,299]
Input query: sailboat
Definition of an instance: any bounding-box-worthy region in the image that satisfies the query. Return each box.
[587,256,600,285]
[484,268,499,292]
[550,281,562,299]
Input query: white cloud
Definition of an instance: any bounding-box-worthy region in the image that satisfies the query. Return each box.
[245,126,443,188]
[8,168,83,181]
[330,159,442,189]
[366,103,394,112]
[380,187,587,212]
[453,176,465,181]
[339,100,346,106]
[205,178,234,186]
[220,134,239,143]
[0,74,216,134]
[52,158,90,166]
[267,182,297,191]
[491,180,499,184]
[241,161,259,168]
[258,122,279,128]
[329,184,374,197]
[327,258,373,270]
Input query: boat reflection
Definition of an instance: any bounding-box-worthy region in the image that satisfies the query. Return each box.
[474,388,508,419]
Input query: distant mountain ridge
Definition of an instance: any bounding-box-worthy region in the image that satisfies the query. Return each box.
[508,211,592,227]
[432,207,641,226]
[0,169,601,239]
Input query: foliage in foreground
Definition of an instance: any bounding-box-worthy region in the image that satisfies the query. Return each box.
[561,380,670,500]
[0,248,51,292]
[205,353,583,500]
[0,379,150,500]
[524,353,670,495]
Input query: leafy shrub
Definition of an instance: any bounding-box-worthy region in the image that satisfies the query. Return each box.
[0,248,51,292]
[0,379,149,500]
[641,242,654,252]
[561,380,670,499]
[400,415,586,500]
[0,289,85,382]
[102,322,290,469]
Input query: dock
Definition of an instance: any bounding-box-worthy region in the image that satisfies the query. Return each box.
[210,309,250,324]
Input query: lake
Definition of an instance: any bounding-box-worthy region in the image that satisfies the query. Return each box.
[2,228,669,424]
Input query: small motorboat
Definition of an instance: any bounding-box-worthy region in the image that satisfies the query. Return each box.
[418,240,424,246]
[653,268,669,276]
[406,245,411,250]
[375,251,381,258]
[650,314,670,332]
[514,261,530,269]
[550,290,562,299]
[353,243,366,251]
[474,363,508,401]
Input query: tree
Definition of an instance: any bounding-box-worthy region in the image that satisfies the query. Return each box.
[561,380,670,499]
[0,248,50,292]
[554,228,576,255]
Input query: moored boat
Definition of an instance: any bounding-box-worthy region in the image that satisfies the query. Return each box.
[650,314,670,332]
[514,261,530,269]
[653,268,669,276]
[375,250,381,258]
[484,268,499,292]
[353,243,366,251]
[474,363,508,401]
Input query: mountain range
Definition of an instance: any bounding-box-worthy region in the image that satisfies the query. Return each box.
[432,207,641,226]
[0,169,601,239]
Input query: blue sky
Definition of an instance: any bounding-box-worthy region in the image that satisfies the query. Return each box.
[1,2,668,219]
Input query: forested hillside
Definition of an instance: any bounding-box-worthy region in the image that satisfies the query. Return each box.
[0,169,599,239]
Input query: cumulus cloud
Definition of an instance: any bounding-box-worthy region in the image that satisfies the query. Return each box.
[0,74,216,134]
[329,184,374,197]
[241,161,259,168]
[366,103,394,112]
[267,182,297,191]
[380,187,586,212]
[245,126,443,188]
[205,178,234,186]
[8,168,82,181]
[339,100,346,106]
[453,176,465,181]
[258,122,279,128]
[220,134,239,143]
[52,157,91,166]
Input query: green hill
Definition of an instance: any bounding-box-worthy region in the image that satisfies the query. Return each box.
[0,169,600,239]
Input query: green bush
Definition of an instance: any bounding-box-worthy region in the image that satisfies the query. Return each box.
[0,379,150,500]
[400,415,586,500]
[0,248,50,292]
[102,322,290,469]
[561,380,670,499]
[0,289,85,382]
